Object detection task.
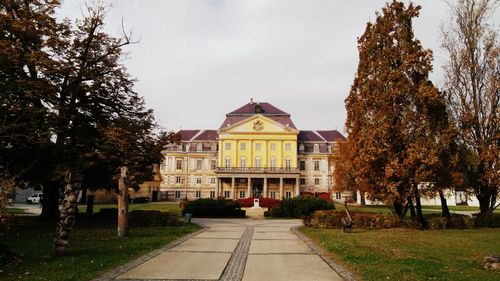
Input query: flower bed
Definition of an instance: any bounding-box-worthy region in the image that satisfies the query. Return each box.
[236,197,281,208]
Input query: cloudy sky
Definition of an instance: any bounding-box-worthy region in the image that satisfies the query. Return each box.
[57,0,498,134]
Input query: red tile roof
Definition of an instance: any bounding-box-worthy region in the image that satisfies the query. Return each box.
[193,130,218,141]
[178,130,200,141]
[298,130,345,142]
[316,130,346,141]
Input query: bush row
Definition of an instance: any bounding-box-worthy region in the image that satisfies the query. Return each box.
[182,198,246,218]
[266,196,335,218]
[236,197,281,208]
[306,210,500,229]
[90,208,180,226]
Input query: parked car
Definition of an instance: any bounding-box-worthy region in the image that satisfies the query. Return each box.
[26,193,43,204]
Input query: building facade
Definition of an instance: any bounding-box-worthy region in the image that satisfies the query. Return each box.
[160,100,346,201]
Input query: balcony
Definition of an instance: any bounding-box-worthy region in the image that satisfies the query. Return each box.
[214,167,300,175]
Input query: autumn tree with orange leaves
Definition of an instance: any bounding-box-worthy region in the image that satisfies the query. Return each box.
[342,1,456,226]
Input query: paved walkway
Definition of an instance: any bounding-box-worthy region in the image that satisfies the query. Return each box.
[109,218,346,281]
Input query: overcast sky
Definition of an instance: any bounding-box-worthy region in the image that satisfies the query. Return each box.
[57,0,498,134]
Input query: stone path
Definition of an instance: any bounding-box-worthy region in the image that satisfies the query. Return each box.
[106,218,348,281]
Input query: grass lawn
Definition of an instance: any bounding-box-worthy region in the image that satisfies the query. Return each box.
[0,216,200,281]
[300,227,500,281]
[77,202,182,215]
[5,208,28,215]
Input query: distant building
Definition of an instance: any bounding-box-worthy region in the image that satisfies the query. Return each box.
[160,100,347,201]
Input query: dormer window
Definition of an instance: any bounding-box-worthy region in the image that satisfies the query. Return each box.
[197,143,202,151]
[313,144,319,153]
[327,144,332,153]
[299,144,305,152]
[254,103,263,113]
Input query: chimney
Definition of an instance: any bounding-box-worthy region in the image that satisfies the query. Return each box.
[250,98,254,104]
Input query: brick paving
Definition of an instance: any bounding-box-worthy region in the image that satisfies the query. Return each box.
[219,226,254,281]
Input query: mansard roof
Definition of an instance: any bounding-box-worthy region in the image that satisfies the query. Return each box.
[227,101,289,116]
[178,130,218,141]
[298,130,345,142]
[220,100,297,129]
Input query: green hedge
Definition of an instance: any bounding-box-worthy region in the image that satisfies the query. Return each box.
[267,196,335,218]
[89,208,180,226]
[307,210,499,230]
[182,198,246,218]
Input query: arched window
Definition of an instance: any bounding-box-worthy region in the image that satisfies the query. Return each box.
[270,156,276,170]
[285,157,291,170]
[240,157,246,169]
[255,157,261,169]
[225,156,231,169]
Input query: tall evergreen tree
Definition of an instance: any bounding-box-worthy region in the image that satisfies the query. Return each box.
[344,1,455,225]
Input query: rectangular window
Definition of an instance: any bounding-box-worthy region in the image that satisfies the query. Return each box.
[314,161,320,171]
[211,160,217,170]
[285,143,291,151]
[240,157,246,168]
[270,191,276,199]
[314,144,319,153]
[196,159,203,170]
[270,143,276,151]
[175,176,181,184]
[225,142,231,150]
[239,191,246,198]
[314,178,320,185]
[335,192,342,200]
[285,192,292,199]
[270,157,276,169]
[211,177,216,184]
[300,161,306,171]
[225,157,231,168]
[255,143,261,151]
[210,191,215,198]
[196,177,202,184]
[196,190,201,198]
[240,142,246,150]
[255,157,261,168]
[300,178,306,185]
[285,158,291,169]
[175,190,181,198]
[224,190,230,198]
[176,159,183,170]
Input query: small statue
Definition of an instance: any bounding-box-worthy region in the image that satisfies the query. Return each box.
[341,200,353,233]
[54,170,77,256]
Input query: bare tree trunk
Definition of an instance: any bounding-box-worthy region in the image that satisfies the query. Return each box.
[117,167,129,237]
[86,195,94,216]
[413,186,427,227]
[408,197,416,219]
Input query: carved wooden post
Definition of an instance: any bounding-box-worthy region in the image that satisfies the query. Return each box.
[54,170,77,256]
[117,166,129,237]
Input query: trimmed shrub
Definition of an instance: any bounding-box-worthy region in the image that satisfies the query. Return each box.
[182,198,246,218]
[474,213,500,228]
[129,210,179,226]
[308,210,404,229]
[236,197,281,208]
[269,196,335,218]
[90,209,180,226]
[130,197,149,204]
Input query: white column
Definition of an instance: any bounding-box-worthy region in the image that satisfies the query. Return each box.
[279,177,284,199]
[263,177,268,198]
[295,177,300,197]
[231,177,235,199]
[247,177,251,198]
[215,178,220,198]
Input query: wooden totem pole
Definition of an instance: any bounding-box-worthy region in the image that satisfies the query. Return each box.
[54,171,77,256]
[117,166,129,237]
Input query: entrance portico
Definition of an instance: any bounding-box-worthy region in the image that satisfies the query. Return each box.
[215,168,300,199]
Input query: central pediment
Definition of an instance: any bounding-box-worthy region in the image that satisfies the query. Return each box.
[218,114,299,135]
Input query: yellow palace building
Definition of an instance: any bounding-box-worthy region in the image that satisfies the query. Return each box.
[160,100,346,201]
